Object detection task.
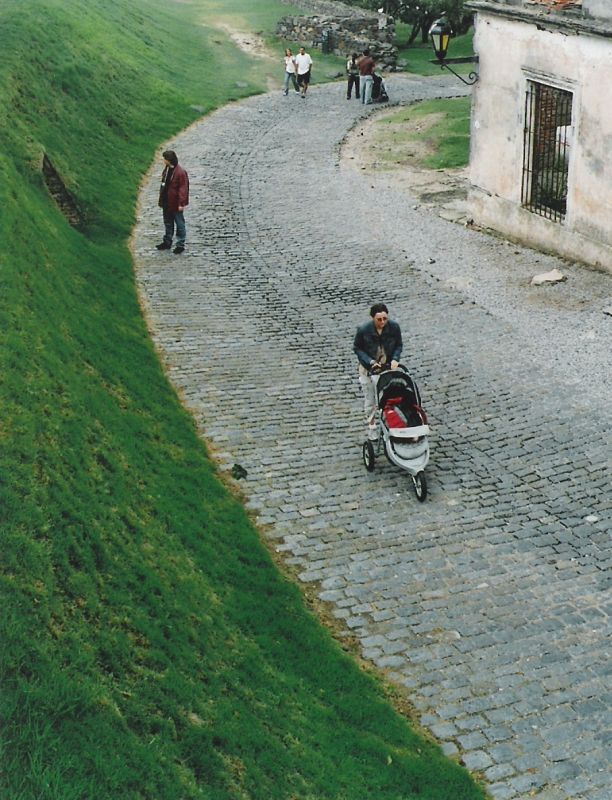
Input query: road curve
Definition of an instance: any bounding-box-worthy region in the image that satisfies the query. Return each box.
[133,76,611,800]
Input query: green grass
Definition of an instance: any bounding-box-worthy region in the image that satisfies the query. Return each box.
[377,96,472,169]
[198,0,348,80]
[394,25,475,78]
[0,1,485,798]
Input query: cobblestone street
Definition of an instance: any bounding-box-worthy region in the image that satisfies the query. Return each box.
[133,76,611,800]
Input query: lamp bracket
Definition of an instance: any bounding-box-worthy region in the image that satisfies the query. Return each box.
[430,56,479,85]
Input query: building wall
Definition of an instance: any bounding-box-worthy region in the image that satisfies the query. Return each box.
[469,11,612,272]
[584,0,612,21]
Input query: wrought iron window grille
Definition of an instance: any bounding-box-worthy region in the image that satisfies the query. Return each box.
[521,81,573,222]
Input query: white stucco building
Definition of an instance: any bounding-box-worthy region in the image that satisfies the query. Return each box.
[467,0,612,273]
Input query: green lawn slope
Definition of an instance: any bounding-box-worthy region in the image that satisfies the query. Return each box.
[0,1,486,798]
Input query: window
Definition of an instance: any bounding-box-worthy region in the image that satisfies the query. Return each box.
[521,81,573,222]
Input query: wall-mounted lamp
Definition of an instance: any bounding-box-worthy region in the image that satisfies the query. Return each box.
[429,18,479,86]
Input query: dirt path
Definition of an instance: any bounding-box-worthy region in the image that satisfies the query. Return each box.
[213,22,279,92]
[215,23,270,59]
[340,103,470,224]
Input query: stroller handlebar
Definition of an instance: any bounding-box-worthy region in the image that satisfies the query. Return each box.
[368,362,408,376]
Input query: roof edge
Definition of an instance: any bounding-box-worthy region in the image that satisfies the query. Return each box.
[466,1,612,38]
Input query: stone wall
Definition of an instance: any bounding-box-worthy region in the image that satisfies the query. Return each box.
[276,11,398,67]
[279,0,377,18]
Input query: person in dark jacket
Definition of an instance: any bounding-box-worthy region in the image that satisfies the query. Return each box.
[156,149,189,254]
[346,53,360,100]
[353,302,403,439]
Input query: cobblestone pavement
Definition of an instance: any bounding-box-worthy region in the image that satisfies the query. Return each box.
[133,76,611,800]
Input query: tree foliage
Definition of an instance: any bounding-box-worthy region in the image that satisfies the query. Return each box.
[350,0,473,44]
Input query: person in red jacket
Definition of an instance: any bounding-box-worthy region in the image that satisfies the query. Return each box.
[156,150,189,254]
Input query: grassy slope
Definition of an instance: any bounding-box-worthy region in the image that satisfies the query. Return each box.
[0,1,485,798]
[200,0,347,79]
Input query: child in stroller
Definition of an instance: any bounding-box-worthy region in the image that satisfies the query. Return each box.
[371,73,389,103]
[362,366,430,501]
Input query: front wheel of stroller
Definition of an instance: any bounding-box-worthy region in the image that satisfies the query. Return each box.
[363,441,376,472]
[412,471,427,502]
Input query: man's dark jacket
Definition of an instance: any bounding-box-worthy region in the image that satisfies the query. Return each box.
[353,320,403,369]
[159,164,189,213]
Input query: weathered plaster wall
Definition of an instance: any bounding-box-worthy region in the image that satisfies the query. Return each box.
[583,0,612,20]
[469,12,612,272]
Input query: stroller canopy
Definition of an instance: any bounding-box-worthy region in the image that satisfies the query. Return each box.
[376,369,421,408]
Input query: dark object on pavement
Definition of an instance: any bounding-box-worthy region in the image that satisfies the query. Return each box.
[372,74,388,103]
[231,463,248,480]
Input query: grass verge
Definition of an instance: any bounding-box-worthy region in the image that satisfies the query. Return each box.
[0,0,484,797]
[376,96,472,170]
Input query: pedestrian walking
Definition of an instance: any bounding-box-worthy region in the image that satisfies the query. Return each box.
[359,48,375,105]
[156,150,189,254]
[353,303,403,440]
[295,46,313,98]
[282,48,299,95]
[346,53,360,100]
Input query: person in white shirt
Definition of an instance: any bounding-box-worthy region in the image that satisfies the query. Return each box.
[282,48,299,95]
[294,47,313,98]
[346,53,360,100]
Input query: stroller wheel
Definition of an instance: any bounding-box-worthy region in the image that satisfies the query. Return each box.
[412,471,427,502]
[363,441,376,472]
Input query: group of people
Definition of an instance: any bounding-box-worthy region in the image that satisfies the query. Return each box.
[154,46,314,254]
[283,46,314,98]
[155,45,384,255]
[283,46,379,105]
[345,48,377,104]
[151,36,402,439]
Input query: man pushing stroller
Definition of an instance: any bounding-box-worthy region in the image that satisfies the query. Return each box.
[353,303,403,440]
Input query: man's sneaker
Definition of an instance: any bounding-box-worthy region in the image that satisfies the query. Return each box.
[156,242,171,250]
[173,246,185,254]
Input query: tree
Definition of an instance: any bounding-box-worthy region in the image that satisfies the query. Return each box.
[349,0,472,45]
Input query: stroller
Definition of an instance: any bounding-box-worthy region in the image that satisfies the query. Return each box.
[362,366,430,501]
[372,73,389,103]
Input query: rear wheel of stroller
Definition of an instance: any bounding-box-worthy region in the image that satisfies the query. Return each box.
[412,471,427,502]
[363,441,376,472]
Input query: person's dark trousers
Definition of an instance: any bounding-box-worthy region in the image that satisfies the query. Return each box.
[347,74,360,99]
[163,209,186,247]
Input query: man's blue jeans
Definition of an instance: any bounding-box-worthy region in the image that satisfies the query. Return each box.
[163,209,186,247]
[361,74,374,104]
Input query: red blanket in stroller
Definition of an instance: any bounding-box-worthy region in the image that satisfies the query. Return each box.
[382,396,427,429]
